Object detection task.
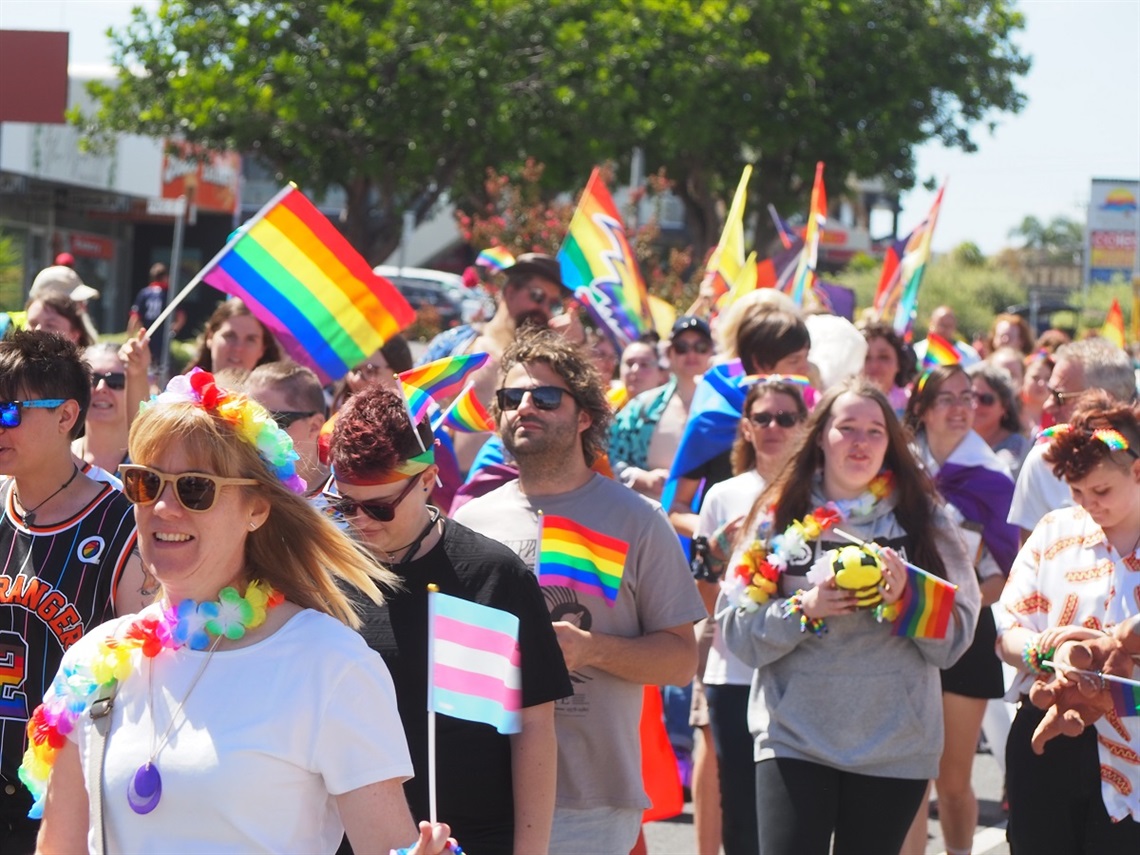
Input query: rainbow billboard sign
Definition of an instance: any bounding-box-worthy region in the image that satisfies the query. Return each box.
[1086,178,1139,283]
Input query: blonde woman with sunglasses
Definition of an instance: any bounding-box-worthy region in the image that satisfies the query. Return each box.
[27,368,454,855]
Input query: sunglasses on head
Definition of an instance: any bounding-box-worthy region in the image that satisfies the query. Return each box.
[118,464,259,513]
[496,385,574,411]
[271,410,319,429]
[0,399,66,429]
[324,476,421,523]
[672,339,712,356]
[90,371,127,391]
[749,410,800,428]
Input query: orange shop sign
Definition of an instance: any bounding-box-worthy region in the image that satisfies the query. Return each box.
[161,142,241,214]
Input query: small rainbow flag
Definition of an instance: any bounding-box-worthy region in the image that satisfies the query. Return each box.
[201,185,414,384]
[922,332,961,369]
[399,353,489,403]
[1101,297,1126,349]
[1107,676,1140,718]
[890,564,957,639]
[477,246,515,271]
[537,514,629,607]
[434,383,496,433]
[401,382,435,425]
[873,183,946,337]
[788,162,827,307]
[558,167,653,348]
[428,590,521,734]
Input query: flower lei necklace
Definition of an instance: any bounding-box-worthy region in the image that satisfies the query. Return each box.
[19,581,283,818]
[722,472,894,615]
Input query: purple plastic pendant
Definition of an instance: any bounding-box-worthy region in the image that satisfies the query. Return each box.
[127,762,162,814]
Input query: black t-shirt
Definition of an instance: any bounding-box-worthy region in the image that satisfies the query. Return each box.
[683,449,735,509]
[353,520,572,855]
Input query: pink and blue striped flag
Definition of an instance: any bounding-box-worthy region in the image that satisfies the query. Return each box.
[427,590,521,734]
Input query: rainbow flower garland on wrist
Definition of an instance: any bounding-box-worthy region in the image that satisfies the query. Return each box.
[19,581,283,818]
[722,472,894,613]
[149,369,307,494]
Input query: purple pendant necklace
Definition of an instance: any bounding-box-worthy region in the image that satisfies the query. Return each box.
[128,637,221,815]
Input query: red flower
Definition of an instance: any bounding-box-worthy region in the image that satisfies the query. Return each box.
[188,371,221,410]
[757,560,781,582]
[125,615,170,658]
[814,506,842,529]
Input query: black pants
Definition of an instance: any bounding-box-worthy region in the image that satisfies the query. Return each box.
[1006,702,1140,854]
[754,757,927,855]
[706,684,758,855]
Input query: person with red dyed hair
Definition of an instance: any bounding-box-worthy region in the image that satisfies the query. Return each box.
[328,386,571,855]
[994,391,1140,851]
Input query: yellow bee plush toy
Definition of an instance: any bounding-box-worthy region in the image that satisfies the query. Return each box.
[830,545,885,608]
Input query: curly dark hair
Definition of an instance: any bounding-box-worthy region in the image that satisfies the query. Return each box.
[1043,390,1140,484]
[0,329,91,439]
[747,377,949,580]
[495,328,612,465]
[858,320,917,388]
[331,386,434,482]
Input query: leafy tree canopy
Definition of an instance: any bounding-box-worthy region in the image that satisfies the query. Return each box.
[85,0,1029,263]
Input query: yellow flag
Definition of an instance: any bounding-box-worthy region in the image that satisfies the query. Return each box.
[715,252,759,312]
[700,166,752,298]
[1101,298,1126,349]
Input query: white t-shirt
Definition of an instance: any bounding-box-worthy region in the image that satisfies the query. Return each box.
[64,607,412,854]
[696,470,765,685]
[1007,442,1072,532]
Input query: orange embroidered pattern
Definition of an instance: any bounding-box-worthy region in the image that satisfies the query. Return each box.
[1101,764,1133,796]
[1098,735,1140,766]
[1013,592,1051,616]
[1057,594,1079,626]
[1043,534,1085,561]
[1064,561,1114,583]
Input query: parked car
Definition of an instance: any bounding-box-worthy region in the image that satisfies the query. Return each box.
[373,265,493,326]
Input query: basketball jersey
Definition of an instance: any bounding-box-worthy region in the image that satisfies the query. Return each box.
[0,480,138,789]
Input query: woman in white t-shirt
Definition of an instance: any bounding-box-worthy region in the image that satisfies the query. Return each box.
[696,378,807,855]
[26,370,453,855]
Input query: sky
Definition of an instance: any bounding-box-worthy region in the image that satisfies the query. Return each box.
[2,0,1138,255]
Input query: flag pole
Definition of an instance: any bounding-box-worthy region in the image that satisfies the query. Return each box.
[430,381,473,432]
[832,528,957,588]
[1044,660,1140,690]
[142,182,297,342]
[426,583,439,824]
[397,378,443,487]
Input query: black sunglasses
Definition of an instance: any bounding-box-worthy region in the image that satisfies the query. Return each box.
[672,339,712,356]
[271,410,319,429]
[118,465,258,513]
[749,410,800,428]
[324,476,421,523]
[1048,386,1080,407]
[496,386,574,411]
[90,371,127,391]
[526,287,565,315]
[973,392,997,407]
[0,399,66,429]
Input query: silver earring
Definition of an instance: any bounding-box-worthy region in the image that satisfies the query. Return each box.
[249,522,256,530]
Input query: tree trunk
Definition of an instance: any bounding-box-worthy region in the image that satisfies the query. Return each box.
[672,164,719,269]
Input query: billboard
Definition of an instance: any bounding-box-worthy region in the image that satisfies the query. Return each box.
[161,141,241,215]
[1087,178,1139,283]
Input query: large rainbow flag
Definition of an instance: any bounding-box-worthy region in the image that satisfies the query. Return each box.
[890,563,957,639]
[399,353,489,402]
[558,168,653,348]
[873,182,946,337]
[201,185,414,384]
[787,162,826,307]
[536,514,629,607]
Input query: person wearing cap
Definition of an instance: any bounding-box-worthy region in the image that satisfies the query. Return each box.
[27,266,101,344]
[418,252,583,474]
[128,263,188,365]
[328,386,572,855]
[609,315,714,500]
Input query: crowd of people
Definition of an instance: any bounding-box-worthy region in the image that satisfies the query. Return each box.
[0,253,1137,855]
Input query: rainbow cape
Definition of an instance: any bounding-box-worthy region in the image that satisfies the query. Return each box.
[434,384,496,433]
[873,183,946,337]
[476,246,515,271]
[558,167,653,348]
[890,564,957,639]
[201,185,414,384]
[399,353,489,402]
[537,514,629,607]
[788,162,826,307]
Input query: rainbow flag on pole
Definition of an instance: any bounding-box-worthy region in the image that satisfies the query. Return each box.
[433,383,496,433]
[890,564,957,639]
[1101,298,1127,349]
[476,246,515,271]
[399,353,489,403]
[428,590,521,734]
[536,514,629,607]
[401,382,435,425]
[201,185,414,384]
[558,168,653,348]
[1107,676,1140,717]
[873,182,946,338]
[787,162,827,307]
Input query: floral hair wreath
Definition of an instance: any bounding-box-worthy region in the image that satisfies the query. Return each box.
[144,368,307,494]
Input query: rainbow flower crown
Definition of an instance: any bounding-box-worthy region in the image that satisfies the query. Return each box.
[144,368,306,494]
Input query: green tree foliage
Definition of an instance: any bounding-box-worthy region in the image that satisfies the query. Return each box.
[82,0,1029,264]
[1007,215,1085,265]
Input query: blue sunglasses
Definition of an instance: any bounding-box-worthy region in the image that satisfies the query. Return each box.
[0,399,67,428]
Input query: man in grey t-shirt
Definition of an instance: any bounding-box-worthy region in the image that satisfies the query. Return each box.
[454,329,706,855]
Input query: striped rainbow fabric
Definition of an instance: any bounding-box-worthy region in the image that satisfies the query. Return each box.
[787,162,826,307]
[536,514,629,607]
[401,382,435,425]
[202,185,414,384]
[476,246,515,271]
[435,385,496,433]
[428,590,521,734]
[890,564,957,639]
[557,167,653,348]
[398,353,489,403]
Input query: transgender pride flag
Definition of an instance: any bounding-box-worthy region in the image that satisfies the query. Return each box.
[427,590,522,734]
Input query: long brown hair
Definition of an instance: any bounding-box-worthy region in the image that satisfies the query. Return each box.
[188,299,281,372]
[129,402,397,626]
[745,377,948,579]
